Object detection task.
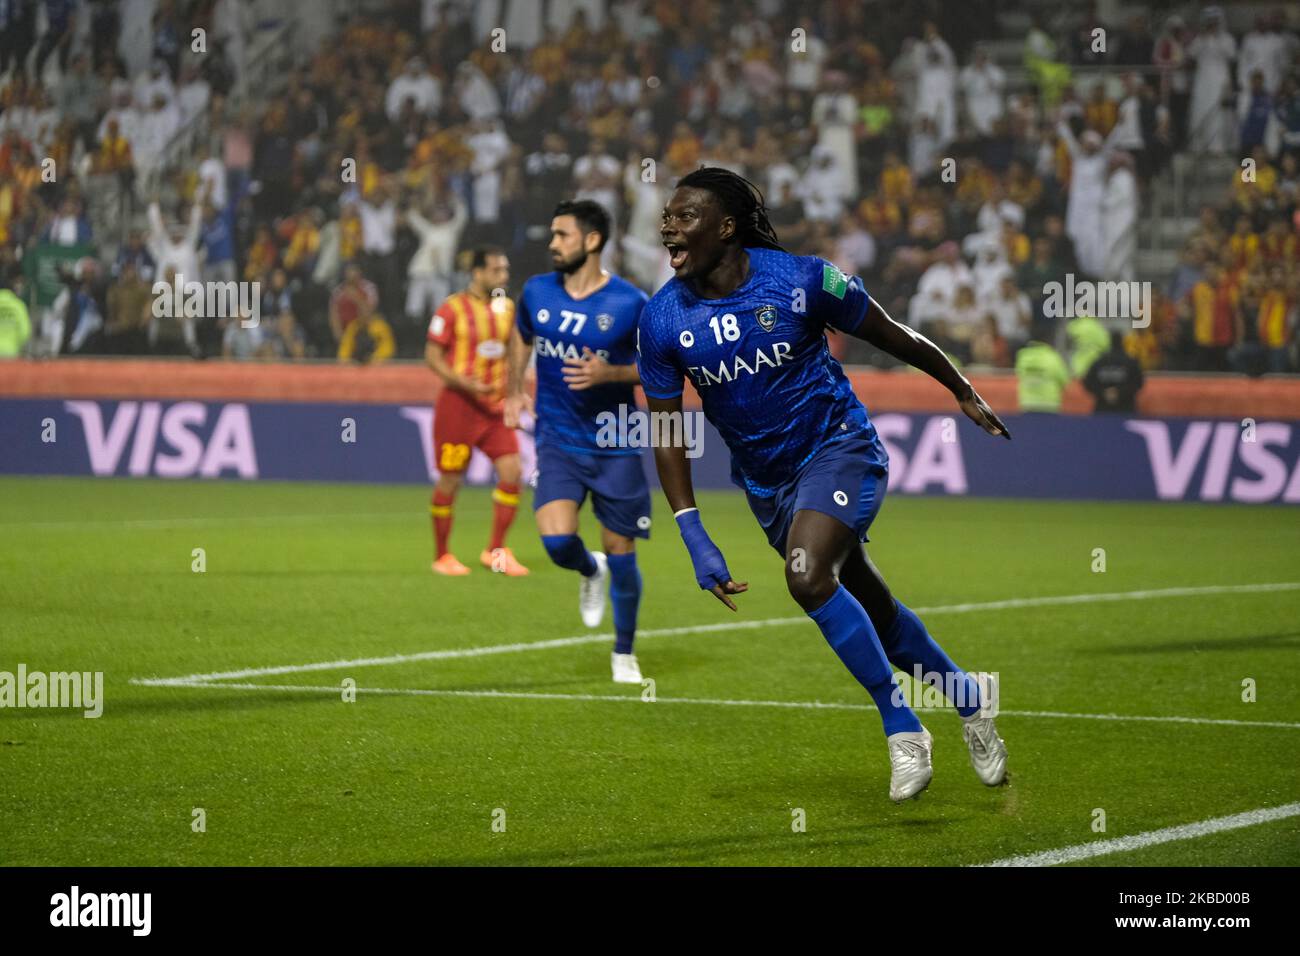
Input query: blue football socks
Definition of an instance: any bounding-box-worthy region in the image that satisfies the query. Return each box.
[880,601,984,718]
[607,552,641,655]
[808,586,923,736]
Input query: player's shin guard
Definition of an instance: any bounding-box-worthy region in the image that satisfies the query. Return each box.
[540,534,598,577]
[808,586,922,736]
[431,489,455,558]
[880,601,985,718]
[607,552,641,655]
[489,482,520,551]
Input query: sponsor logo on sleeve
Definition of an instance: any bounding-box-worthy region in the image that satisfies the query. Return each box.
[822,263,848,300]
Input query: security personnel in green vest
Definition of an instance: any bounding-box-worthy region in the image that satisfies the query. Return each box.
[1015,318,1072,412]
[1067,313,1110,378]
[0,274,32,359]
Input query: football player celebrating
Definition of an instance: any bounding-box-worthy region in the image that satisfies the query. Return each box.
[425,247,529,577]
[505,200,652,683]
[636,167,1010,801]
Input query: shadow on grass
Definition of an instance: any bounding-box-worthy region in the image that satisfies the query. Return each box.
[1080,631,1300,654]
[51,679,646,718]
[377,816,955,867]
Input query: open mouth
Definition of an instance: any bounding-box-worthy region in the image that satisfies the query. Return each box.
[664,241,688,270]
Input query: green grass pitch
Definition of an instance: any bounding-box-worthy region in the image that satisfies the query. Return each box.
[1,476,1297,866]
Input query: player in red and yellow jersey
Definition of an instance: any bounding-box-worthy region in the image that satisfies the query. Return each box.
[424,247,529,577]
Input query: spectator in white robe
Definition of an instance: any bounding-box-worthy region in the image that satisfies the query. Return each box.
[405,193,468,326]
[1101,152,1138,283]
[98,88,142,147]
[971,242,1013,303]
[910,241,973,327]
[983,274,1032,346]
[386,58,441,122]
[976,183,1024,236]
[147,194,205,285]
[786,15,828,93]
[455,61,502,120]
[811,72,859,200]
[499,0,544,49]
[212,0,254,98]
[914,26,957,146]
[176,64,211,128]
[1110,73,1146,154]
[1237,13,1289,96]
[798,146,846,224]
[890,38,919,116]
[908,114,942,179]
[621,159,671,292]
[133,60,176,111]
[467,117,511,224]
[960,47,1006,137]
[623,151,667,251]
[1057,119,1113,278]
[573,138,622,269]
[133,94,182,182]
[1186,8,1237,153]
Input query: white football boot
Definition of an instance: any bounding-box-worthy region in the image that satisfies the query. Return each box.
[579,551,609,627]
[887,726,933,802]
[611,652,642,684]
[962,712,1008,786]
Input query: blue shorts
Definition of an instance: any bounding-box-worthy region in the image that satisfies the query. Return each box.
[532,443,653,540]
[745,432,888,556]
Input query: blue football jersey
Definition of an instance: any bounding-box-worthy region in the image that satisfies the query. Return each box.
[518,272,648,456]
[635,247,886,495]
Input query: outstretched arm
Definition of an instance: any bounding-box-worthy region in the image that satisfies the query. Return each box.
[647,394,748,611]
[647,394,697,515]
[852,297,1011,439]
[146,200,166,247]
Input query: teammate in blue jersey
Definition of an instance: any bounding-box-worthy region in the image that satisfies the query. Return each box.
[505,200,652,684]
[637,167,1011,801]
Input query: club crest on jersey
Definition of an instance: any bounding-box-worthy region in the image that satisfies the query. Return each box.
[596,313,614,333]
[754,304,778,332]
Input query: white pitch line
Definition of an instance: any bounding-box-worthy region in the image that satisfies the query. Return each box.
[927,581,1300,614]
[986,709,1300,730]
[133,617,809,685]
[977,802,1300,867]
[134,581,1300,686]
[126,679,1300,730]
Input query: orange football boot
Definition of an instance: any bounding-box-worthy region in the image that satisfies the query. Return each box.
[481,547,530,576]
[432,553,471,576]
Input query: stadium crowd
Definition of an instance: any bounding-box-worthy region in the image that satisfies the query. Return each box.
[0,0,1298,387]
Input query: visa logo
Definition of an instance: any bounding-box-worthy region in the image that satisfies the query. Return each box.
[1126,420,1300,503]
[64,401,258,478]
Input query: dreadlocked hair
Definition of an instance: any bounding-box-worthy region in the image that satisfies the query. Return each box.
[677,166,787,252]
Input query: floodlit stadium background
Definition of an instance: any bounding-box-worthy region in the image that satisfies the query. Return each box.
[0,0,1297,868]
